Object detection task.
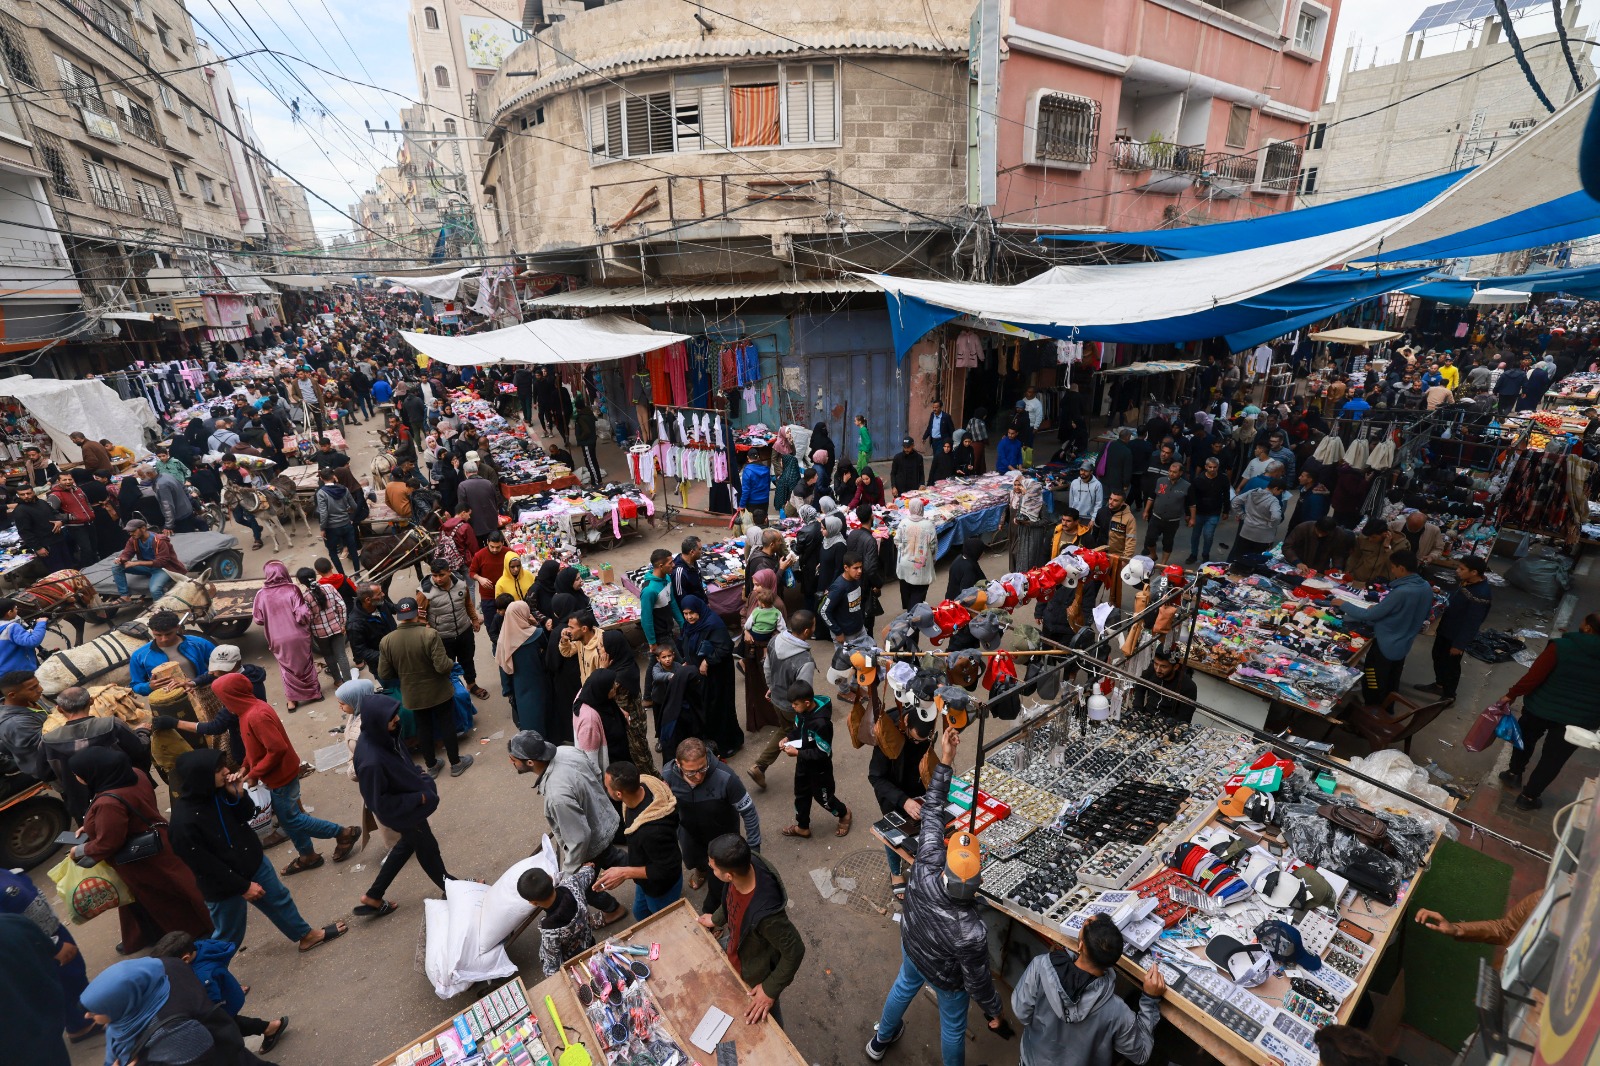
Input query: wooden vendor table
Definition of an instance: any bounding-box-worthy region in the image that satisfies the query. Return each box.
[874,771,1452,1066]
[502,474,579,501]
[372,899,806,1066]
[1183,657,1359,733]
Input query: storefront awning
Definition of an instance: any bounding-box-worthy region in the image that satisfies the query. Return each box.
[265,275,329,291]
[527,278,880,308]
[378,268,479,301]
[1307,327,1402,345]
[1099,360,1199,376]
[398,314,690,367]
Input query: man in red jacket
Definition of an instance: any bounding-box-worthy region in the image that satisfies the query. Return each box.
[49,472,97,568]
[216,674,359,877]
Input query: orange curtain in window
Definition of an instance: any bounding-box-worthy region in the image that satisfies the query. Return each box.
[730,85,780,146]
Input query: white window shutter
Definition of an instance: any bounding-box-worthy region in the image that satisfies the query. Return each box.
[699,84,727,151]
[811,68,836,142]
[784,77,809,143]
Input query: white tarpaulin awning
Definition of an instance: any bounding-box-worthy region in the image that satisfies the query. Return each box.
[1469,287,1532,305]
[213,258,274,295]
[265,275,329,291]
[398,315,690,367]
[1308,327,1403,345]
[378,268,478,301]
[0,374,158,460]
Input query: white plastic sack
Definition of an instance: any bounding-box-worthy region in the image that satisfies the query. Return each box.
[446,879,518,986]
[477,836,559,949]
[1345,749,1452,834]
[423,898,471,999]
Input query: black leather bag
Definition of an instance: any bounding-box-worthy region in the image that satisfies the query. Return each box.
[106,793,166,864]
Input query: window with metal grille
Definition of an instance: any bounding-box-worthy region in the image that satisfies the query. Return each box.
[133,179,174,222]
[55,54,105,114]
[1261,140,1301,188]
[1225,104,1251,148]
[34,130,79,199]
[0,12,39,88]
[1035,92,1099,164]
[83,160,130,212]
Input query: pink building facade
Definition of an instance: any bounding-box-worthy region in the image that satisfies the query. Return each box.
[975,0,1342,235]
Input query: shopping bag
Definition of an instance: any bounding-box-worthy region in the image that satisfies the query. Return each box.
[1463,698,1511,752]
[48,855,134,925]
[1495,713,1525,750]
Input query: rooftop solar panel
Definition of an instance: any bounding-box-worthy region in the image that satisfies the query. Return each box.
[1408,0,1550,34]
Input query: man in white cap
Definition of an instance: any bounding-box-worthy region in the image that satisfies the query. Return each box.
[150,643,267,767]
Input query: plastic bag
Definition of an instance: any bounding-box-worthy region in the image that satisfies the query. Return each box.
[1495,713,1525,750]
[1464,698,1512,752]
[47,856,134,925]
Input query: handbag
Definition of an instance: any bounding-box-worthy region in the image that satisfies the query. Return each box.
[105,793,166,864]
[1316,803,1391,852]
[1464,697,1512,752]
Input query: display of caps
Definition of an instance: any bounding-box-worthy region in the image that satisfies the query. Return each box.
[885,613,919,653]
[954,586,987,612]
[967,609,1009,651]
[1204,936,1272,988]
[909,667,943,702]
[1162,563,1187,587]
[934,685,972,728]
[1000,572,1030,607]
[1254,919,1322,971]
[886,661,918,696]
[931,601,972,642]
[1290,866,1336,912]
[1218,786,1259,819]
[1257,869,1313,911]
[984,579,1010,611]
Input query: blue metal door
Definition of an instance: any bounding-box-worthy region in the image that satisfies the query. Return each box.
[806,349,905,465]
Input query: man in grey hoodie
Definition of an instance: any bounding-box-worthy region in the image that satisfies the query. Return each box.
[1012,914,1164,1066]
[315,468,363,577]
[747,610,817,791]
[508,729,626,925]
[1227,477,1286,561]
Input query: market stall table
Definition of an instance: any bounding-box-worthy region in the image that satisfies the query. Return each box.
[372,900,806,1066]
[874,702,1452,1066]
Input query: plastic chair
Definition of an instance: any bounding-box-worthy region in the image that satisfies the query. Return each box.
[1339,691,1451,754]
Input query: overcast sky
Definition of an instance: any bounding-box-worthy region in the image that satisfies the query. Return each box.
[207,0,1576,248]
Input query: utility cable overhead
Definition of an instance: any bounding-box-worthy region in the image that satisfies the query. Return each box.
[1494,0,1558,111]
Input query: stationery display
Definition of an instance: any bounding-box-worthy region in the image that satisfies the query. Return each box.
[378,977,546,1066]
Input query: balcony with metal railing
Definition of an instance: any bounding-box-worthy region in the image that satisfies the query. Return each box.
[1205,151,1259,184]
[87,184,133,214]
[59,0,147,61]
[1109,139,1206,174]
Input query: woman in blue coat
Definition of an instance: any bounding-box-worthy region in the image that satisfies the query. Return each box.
[495,598,550,735]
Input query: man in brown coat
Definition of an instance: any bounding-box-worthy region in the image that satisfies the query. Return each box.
[377,597,474,778]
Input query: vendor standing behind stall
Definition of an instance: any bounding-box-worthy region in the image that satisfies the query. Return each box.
[1334,550,1433,709]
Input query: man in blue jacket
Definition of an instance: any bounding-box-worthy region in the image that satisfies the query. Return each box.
[994,425,1024,475]
[1335,549,1434,709]
[129,610,217,697]
[0,597,47,675]
[740,448,773,527]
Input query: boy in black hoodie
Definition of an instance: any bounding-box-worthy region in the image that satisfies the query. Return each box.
[596,760,683,918]
[698,833,805,1025]
[779,683,851,839]
[167,748,346,952]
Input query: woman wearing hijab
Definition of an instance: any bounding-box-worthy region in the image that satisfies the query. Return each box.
[531,559,562,622]
[794,503,823,610]
[737,568,787,734]
[82,955,272,1066]
[810,421,836,488]
[572,668,624,776]
[117,473,162,527]
[771,431,801,516]
[929,436,959,483]
[348,683,456,918]
[542,592,581,746]
[251,561,321,709]
[494,553,536,600]
[814,514,847,639]
[496,600,550,733]
[677,596,742,757]
[833,461,857,507]
[72,748,213,953]
[946,537,987,601]
[600,628,654,772]
[555,565,591,613]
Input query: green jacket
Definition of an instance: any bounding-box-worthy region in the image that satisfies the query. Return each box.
[710,852,806,1000]
[377,621,456,709]
[1525,631,1600,727]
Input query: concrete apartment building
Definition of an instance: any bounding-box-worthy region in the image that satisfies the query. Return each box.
[406,0,523,254]
[1302,9,1590,235]
[976,0,1342,238]
[480,0,971,457]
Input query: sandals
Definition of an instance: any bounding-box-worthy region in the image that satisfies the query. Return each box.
[354,899,399,918]
[598,906,628,927]
[836,810,853,837]
[281,853,324,876]
[260,1018,289,1054]
[297,923,346,953]
[331,826,362,863]
[891,880,907,903]
[781,825,812,838]
[688,870,705,891]
[468,685,491,700]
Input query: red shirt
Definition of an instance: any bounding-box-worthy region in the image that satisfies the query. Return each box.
[320,572,358,601]
[724,883,753,968]
[468,546,506,591]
